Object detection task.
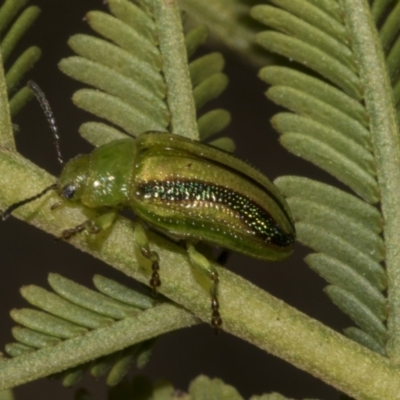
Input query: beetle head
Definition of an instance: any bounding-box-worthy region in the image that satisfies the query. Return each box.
[57,154,90,203]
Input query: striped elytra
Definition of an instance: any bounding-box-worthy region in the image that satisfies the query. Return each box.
[137,179,294,249]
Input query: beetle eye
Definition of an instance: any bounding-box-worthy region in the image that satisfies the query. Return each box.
[63,184,76,199]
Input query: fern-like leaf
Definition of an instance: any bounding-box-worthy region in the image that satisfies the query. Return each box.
[0,0,41,148]
[5,273,159,386]
[251,0,399,355]
[58,0,230,151]
[381,0,400,111]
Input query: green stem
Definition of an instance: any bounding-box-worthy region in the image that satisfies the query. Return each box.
[2,151,400,399]
[155,0,198,140]
[0,50,15,151]
[341,0,400,362]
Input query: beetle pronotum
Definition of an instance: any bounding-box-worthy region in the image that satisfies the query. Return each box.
[2,81,296,330]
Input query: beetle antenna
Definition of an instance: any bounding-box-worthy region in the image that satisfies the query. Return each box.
[1,184,58,220]
[28,80,64,166]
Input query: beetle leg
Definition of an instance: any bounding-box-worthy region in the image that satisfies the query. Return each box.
[61,211,117,240]
[134,223,160,295]
[187,243,222,333]
[209,271,222,333]
[61,221,89,240]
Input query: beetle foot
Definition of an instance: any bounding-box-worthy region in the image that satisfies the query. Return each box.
[59,220,102,240]
[60,223,86,240]
[149,261,161,296]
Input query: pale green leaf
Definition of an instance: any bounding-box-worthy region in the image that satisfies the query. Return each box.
[306,254,386,320]
[326,286,387,344]
[344,327,386,356]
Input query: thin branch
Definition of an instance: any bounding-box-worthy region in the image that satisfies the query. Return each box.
[155,0,198,139]
[0,49,15,151]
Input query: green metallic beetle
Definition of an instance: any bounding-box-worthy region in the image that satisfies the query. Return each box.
[2,82,295,329]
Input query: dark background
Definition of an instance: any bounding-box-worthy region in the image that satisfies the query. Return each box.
[0,1,352,399]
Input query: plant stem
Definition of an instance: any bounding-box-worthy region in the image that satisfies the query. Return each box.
[155,0,198,140]
[0,50,15,151]
[341,0,400,362]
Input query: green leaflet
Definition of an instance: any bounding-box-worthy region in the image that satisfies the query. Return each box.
[93,275,155,310]
[10,309,89,339]
[189,52,224,87]
[254,6,356,72]
[193,73,229,110]
[256,31,362,99]
[67,34,165,97]
[265,80,370,147]
[275,177,382,233]
[306,254,387,320]
[197,109,231,140]
[0,5,40,63]
[0,0,41,147]
[272,113,373,172]
[266,0,347,44]
[73,89,166,136]
[260,67,368,126]
[185,25,208,58]
[20,285,117,329]
[79,122,129,147]
[344,327,386,356]
[326,285,387,344]
[379,0,400,52]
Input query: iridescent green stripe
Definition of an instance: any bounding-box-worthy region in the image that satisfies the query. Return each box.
[138,179,294,248]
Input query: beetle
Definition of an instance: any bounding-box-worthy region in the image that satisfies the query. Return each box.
[2,81,296,330]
